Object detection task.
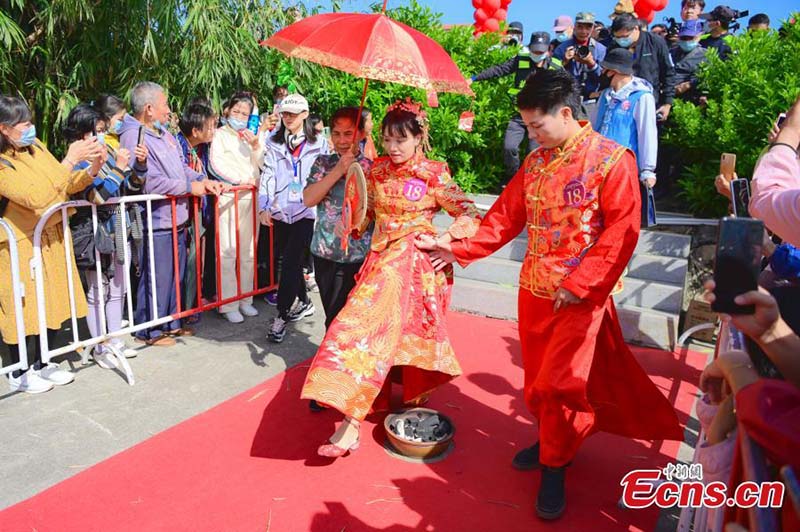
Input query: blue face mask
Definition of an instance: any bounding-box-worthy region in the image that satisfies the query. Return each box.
[531,53,549,63]
[556,32,569,42]
[112,120,123,135]
[615,36,634,48]
[228,118,248,132]
[10,125,36,148]
[679,40,699,52]
[153,120,164,130]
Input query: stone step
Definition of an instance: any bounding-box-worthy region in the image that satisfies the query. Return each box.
[635,230,692,259]
[614,277,683,315]
[454,256,520,287]
[451,277,518,321]
[616,304,679,351]
[626,253,688,286]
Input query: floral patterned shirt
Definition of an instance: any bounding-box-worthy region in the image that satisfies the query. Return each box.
[306,153,374,263]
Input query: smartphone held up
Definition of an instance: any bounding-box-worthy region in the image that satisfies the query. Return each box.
[712,217,763,315]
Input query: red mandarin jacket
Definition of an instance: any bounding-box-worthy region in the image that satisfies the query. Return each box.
[452,123,641,304]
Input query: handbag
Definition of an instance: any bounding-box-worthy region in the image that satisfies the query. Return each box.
[641,182,658,228]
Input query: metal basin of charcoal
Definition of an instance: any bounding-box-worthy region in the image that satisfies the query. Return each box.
[384,408,455,460]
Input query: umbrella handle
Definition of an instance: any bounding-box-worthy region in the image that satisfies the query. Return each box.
[351,79,371,149]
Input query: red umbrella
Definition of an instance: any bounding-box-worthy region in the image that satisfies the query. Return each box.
[262,6,473,253]
[262,12,474,99]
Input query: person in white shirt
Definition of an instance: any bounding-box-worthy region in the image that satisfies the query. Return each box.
[208,92,265,323]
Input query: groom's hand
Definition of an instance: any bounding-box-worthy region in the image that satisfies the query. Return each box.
[553,287,581,313]
[415,233,456,272]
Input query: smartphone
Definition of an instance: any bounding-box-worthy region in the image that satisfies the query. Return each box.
[137,125,145,146]
[712,217,763,315]
[730,178,751,218]
[720,152,736,181]
[777,113,787,129]
[91,118,98,137]
[781,466,800,516]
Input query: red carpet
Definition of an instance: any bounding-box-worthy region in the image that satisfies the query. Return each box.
[0,312,706,532]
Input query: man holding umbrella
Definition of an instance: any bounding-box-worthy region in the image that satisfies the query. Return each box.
[471,29,563,183]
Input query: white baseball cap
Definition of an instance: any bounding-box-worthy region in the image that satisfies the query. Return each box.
[278,94,309,114]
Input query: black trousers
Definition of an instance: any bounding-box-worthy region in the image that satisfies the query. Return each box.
[3,329,58,377]
[274,219,314,318]
[503,114,537,182]
[313,256,363,329]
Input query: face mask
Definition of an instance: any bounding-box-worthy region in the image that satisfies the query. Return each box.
[112,120,123,135]
[228,118,248,132]
[9,125,36,148]
[96,132,106,146]
[153,120,164,130]
[556,32,569,42]
[679,40,699,52]
[531,53,548,63]
[615,36,633,48]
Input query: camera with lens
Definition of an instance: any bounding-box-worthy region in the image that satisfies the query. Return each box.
[664,16,681,38]
[576,45,591,59]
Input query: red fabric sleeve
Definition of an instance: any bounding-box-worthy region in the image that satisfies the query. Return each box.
[736,379,800,470]
[450,165,527,268]
[560,150,641,305]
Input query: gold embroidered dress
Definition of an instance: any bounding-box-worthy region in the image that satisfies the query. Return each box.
[301,154,481,420]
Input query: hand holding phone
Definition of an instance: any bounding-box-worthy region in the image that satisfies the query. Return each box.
[777,113,787,129]
[719,153,736,181]
[730,178,751,218]
[137,125,145,147]
[712,217,763,315]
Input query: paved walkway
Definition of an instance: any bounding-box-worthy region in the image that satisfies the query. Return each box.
[0,294,325,509]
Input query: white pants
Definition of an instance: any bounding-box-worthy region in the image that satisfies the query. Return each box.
[217,192,256,313]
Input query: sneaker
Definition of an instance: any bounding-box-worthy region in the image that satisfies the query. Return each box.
[8,370,54,394]
[287,300,315,322]
[536,466,567,520]
[305,272,318,292]
[37,363,75,386]
[239,303,259,317]
[267,316,287,343]
[120,346,138,359]
[264,291,278,306]
[93,349,119,370]
[512,442,541,471]
[223,310,245,324]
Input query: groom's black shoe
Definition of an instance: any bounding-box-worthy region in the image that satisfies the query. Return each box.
[536,466,567,520]
[512,442,541,470]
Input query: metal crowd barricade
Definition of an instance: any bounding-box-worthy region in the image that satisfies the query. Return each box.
[0,217,28,376]
[29,186,275,385]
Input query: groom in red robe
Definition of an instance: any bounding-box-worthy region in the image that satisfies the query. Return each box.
[417,69,682,520]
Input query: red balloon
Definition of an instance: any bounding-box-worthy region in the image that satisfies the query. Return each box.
[500,0,511,7]
[474,8,489,23]
[494,8,507,21]
[483,0,501,12]
[484,17,500,31]
[472,0,482,9]
[638,7,655,23]
[650,0,668,10]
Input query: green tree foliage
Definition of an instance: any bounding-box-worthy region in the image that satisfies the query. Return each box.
[665,17,800,217]
[0,0,513,189]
